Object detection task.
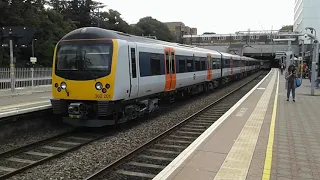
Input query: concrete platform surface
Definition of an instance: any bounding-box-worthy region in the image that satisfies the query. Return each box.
[153,69,277,180]
[153,68,320,180]
[0,85,51,97]
[268,72,320,180]
[0,91,51,118]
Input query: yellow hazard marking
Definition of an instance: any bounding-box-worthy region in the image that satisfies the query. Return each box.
[262,69,279,180]
[214,70,277,180]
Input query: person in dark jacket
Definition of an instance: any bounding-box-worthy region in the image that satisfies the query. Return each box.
[285,65,297,102]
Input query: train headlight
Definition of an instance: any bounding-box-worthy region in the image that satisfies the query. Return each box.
[60,82,67,89]
[95,82,103,90]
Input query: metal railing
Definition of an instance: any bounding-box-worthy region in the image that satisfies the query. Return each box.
[0,68,52,95]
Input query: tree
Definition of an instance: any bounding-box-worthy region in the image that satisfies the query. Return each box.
[0,0,177,67]
[134,16,173,42]
[0,0,77,66]
[47,0,70,14]
[99,9,131,33]
[280,25,293,32]
[63,0,96,28]
[34,9,76,66]
[129,24,143,36]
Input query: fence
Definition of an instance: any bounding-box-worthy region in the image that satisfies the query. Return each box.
[0,68,52,95]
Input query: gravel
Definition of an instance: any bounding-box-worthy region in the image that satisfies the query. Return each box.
[7,73,260,180]
[0,124,73,154]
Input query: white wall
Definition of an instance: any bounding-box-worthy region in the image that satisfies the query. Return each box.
[294,0,320,44]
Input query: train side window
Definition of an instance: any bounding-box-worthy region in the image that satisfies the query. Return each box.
[212,59,216,69]
[159,54,165,75]
[195,57,201,71]
[131,48,137,78]
[201,57,206,71]
[187,56,194,72]
[178,55,186,73]
[150,53,161,75]
[165,52,169,74]
[225,59,230,68]
[214,58,221,69]
[139,52,151,77]
[171,52,175,74]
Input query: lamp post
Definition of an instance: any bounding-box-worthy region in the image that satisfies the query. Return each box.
[305,27,318,95]
[32,38,37,57]
[95,4,106,28]
[301,39,305,83]
[9,30,14,92]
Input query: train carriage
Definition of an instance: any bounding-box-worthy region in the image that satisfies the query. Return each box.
[50,27,261,127]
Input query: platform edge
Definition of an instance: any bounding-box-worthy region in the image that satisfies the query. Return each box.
[0,105,52,118]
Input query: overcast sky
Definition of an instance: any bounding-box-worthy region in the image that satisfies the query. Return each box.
[99,0,294,34]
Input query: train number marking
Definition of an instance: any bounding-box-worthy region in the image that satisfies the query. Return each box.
[94,94,110,99]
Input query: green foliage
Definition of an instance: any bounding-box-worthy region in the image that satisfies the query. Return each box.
[279,25,293,31]
[0,0,175,67]
[134,17,174,41]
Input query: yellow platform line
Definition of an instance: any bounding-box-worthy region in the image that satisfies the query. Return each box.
[262,70,279,179]
[214,70,277,180]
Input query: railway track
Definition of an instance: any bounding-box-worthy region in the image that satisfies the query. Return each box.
[85,71,267,180]
[0,128,109,179]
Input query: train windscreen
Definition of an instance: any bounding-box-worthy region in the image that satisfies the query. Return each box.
[55,40,113,80]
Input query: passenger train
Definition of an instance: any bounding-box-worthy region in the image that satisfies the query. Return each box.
[50,27,261,127]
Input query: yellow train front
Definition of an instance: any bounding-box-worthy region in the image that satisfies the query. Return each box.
[50,27,122,127]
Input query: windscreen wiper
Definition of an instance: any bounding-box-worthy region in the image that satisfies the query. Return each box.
[82,50,98,80]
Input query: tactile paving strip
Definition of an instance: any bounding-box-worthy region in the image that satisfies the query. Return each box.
[214,70,277,180]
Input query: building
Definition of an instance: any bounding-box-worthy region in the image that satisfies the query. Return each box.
[182,30,300,58]
[293,0,320,69]
[164,22,197,43]
[294,0,320,44]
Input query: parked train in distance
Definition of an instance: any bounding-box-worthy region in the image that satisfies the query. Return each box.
[50,27,261,127]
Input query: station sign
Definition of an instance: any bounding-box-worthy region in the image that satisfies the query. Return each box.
[30,57,37,64]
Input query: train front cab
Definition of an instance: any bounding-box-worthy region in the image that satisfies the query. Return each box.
[50,38,123,127]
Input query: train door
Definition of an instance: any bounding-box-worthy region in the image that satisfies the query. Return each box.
[207,54,212,80]
[164,47,176,91]
[128,42,139,97]
[229,57,233,76]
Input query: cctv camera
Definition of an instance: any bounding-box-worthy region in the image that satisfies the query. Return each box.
[304,34,308,38]
[314,40,318,43]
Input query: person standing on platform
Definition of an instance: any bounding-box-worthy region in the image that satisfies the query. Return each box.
[280,63,285,75]
[285,65,297,102]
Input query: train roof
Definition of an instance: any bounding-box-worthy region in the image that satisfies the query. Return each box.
[61,27,257,61]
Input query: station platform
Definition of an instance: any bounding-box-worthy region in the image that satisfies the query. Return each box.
[153,68,320,180]
[0,91,51,119]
